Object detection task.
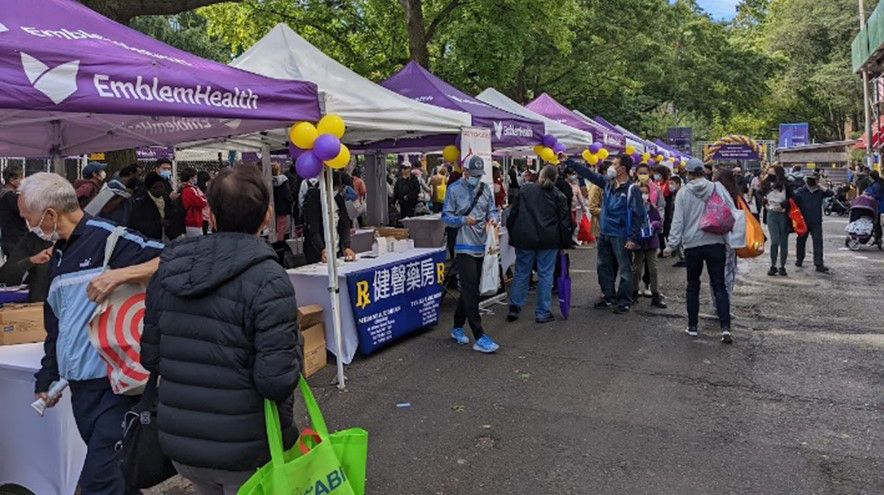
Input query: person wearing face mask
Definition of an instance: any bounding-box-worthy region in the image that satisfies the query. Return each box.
[128,172,175,241]
[566,153,646,314]
[587,162,607,240]
[442,155,501,353]
[565,168,586,244]
[140,165,302,492]
[630,183,666,308]
[793,173,834,272]
[655,166,673,255]
[302,171,355,264]
[19,172,163,494]
[667,176,687,266]
[179,167,208,238]
[73,161,107,209]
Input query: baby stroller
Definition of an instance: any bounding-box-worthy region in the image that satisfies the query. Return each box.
[824,185,851,216]
[844,194,882,251]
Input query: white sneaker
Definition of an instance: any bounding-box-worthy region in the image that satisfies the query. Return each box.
[640,288,652,297]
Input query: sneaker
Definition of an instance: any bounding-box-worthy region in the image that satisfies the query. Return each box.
[685,327,699,337]
[778,267,787,276]
[651,295,668,309]
[535,314,555,324]
[721,329,733,344]
[472,335,500,353]
[640,288,653,297]
[767,266,778,276]
[450,328,469,345]
[612,305,630,315]
[815,265,830,273]
[795,261,802,268]
[593,298,613,309]
[506,305,520,322]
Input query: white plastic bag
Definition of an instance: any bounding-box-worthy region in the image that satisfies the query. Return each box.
[727,206,746,248]
[479,227,500,296]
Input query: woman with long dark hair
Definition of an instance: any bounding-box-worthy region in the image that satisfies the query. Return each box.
[713,166,741,294]
[761,165,793,276]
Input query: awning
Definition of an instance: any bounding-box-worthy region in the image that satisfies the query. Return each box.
[0,0,321,158]
[525,93,625,151]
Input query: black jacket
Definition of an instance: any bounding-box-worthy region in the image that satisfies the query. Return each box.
[141,234,303,471]
[128,192,175,241]
[394,175,420,208]
[794,185,834,227]
[273,176,295,219]
[507,182,573,250]
[0,232,52,302]
[0,188,27,255]
[303,188,351,264]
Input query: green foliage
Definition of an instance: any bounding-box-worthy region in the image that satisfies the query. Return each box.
[130,11,229,62]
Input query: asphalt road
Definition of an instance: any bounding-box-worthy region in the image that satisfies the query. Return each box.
[127,216,884,493]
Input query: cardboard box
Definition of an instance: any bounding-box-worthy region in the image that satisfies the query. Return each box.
[297,304,324,329]
[0,303,46,346]
[301,322,327,377]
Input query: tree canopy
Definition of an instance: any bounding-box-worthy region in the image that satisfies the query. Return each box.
[109,0,874,145]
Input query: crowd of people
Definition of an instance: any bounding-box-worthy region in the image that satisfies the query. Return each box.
[0,149,875,493]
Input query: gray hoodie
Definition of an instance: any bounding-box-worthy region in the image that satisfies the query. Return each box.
[666,178,736,250]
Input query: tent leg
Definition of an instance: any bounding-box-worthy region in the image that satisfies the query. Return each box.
[319,166,346,389]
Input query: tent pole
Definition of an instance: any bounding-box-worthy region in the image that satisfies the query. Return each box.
[319,165,346,389]
[50,120,64,176]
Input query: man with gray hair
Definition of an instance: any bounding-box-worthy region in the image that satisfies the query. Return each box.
[19,172,164,492]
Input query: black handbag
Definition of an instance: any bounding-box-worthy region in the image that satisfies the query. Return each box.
[116,373,177,488]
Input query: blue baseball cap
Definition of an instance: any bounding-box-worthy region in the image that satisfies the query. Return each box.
[685,158,705,173]
[82,161,106,178]
[465,156,485,177]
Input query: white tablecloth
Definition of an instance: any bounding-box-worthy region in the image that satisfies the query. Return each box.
[0,343,85,495]
[287,248,445,365]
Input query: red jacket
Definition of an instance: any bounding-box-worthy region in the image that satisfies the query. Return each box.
[181,184,208,228]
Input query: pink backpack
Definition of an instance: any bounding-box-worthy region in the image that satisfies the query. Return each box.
[700,185,735,235]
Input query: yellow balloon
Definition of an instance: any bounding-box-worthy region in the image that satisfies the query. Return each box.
[641,152,651,162]
[587,155,600,165]
[317,114,346,139]
[581,150,592,161]
[625,145,635,156]
[598,148,609,160]
[656,154,664,162]
[290,122,318,149]
[325,144,351,169]
[533,145,545,156]
[442,145,460,163]
[539,146,555,163]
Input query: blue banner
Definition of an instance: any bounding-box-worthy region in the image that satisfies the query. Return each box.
[346,250,447,355]
[779,123,809,148]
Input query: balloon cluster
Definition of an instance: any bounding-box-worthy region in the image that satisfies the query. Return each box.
[288,114,350,179]
[533,134,566,164]
[580,142,610,166]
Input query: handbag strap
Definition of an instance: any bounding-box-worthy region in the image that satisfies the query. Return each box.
[101,226,126,272]
[458,182,486,218]
[299,375,330,439]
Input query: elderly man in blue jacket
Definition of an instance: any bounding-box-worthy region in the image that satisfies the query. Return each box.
[442,155,500,353]
[566,153,646,314]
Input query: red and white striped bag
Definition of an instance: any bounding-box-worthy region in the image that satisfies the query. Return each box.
[88,226,150,395]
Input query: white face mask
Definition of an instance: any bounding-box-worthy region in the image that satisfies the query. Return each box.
[606,167,618,179]
[641,193,650,203]
[27,210,59,242]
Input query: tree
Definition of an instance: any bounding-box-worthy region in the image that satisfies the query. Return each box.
[78,0,233,24]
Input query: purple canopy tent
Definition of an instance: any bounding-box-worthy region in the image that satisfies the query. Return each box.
[0,0,321,167]
[379,61,544,149]
[525,93,625,152]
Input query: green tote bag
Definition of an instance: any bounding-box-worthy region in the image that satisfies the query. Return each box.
[238,377,368,495]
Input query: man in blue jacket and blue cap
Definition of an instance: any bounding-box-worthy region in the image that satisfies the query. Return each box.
[442,155,500,353]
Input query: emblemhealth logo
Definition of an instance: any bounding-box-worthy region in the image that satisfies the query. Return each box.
[20,52,79,104]
[492,121,534,140]
[493,121,503,139]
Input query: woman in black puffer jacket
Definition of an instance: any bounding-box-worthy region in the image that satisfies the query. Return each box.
[505,164,573,324]
[141,165,302,490]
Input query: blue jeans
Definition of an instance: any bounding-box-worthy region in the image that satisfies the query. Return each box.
[509,248,558,318]
[597,235,633,307]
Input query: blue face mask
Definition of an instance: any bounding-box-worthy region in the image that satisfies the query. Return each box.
[467,176,480,186]
[159,170,172,179]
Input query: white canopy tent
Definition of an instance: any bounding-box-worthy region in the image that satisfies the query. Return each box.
[185,23,472,151]
[477,88,593,153]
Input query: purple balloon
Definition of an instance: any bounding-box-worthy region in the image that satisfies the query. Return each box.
[542,134,557,148]
[589,142,602,154]
[554,142,567,154]
[313,134,342,161]
[648,159,656,166]
[295,151,323,179]
[631,152,641,164]
[288,142,304,160]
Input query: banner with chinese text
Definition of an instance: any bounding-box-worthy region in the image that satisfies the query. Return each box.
[346,249,447,355]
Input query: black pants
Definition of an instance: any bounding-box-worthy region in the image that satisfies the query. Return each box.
[454,254,484,339]
[70,378,139,494]
[796,222,824,267]
[685,244,730,330]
